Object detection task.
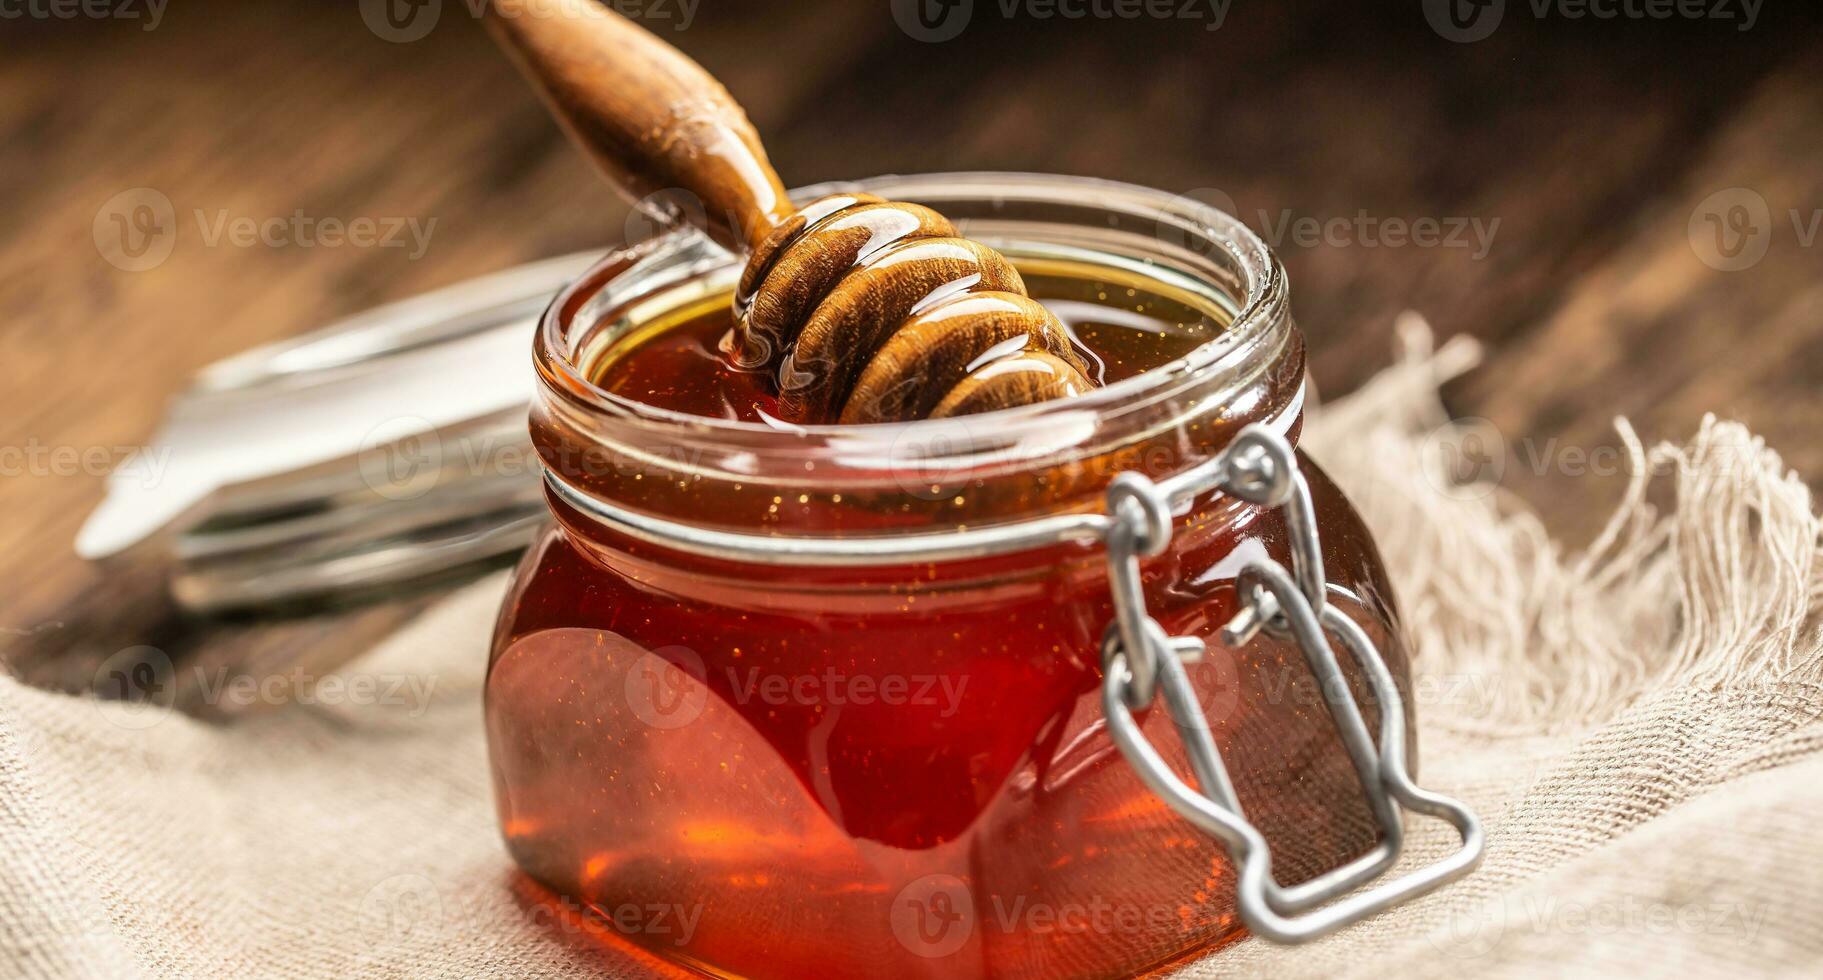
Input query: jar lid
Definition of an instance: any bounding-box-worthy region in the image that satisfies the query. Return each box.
[76,251,602,612]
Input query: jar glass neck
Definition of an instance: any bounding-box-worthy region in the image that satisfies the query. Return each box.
[531,173,1300,543]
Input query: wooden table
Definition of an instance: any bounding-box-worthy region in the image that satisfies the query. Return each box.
[3,0,1819,704]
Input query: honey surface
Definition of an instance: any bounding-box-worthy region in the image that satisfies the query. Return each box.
[591,258,1226,425]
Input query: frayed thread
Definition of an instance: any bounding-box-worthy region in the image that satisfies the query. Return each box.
[1305,313,1823,733]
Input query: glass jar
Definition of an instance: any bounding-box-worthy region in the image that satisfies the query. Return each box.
[486,173,1474,978]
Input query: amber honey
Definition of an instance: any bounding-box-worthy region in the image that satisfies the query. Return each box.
[590,256,1223,426]
[488,183,1412,979]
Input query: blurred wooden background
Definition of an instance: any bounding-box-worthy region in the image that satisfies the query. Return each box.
[2,0,1820,698]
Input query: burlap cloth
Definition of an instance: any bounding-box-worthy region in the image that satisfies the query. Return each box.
[4,319,1820,978]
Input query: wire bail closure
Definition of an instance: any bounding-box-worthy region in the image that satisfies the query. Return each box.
[1097,423,1484,943]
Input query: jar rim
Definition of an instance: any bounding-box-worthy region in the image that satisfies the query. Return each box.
[534,172,1291,461]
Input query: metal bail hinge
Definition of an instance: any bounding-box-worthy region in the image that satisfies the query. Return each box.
[1096,424,1485,944]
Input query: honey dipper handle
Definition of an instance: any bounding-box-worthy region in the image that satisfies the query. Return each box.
[485,0,794,252]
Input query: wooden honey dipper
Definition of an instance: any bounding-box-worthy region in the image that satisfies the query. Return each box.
[486,0,1095,424]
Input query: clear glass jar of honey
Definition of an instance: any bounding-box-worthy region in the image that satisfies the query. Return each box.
[486,173,1480,978]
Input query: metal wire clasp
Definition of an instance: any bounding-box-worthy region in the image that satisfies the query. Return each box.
[1097,424,1484,944]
